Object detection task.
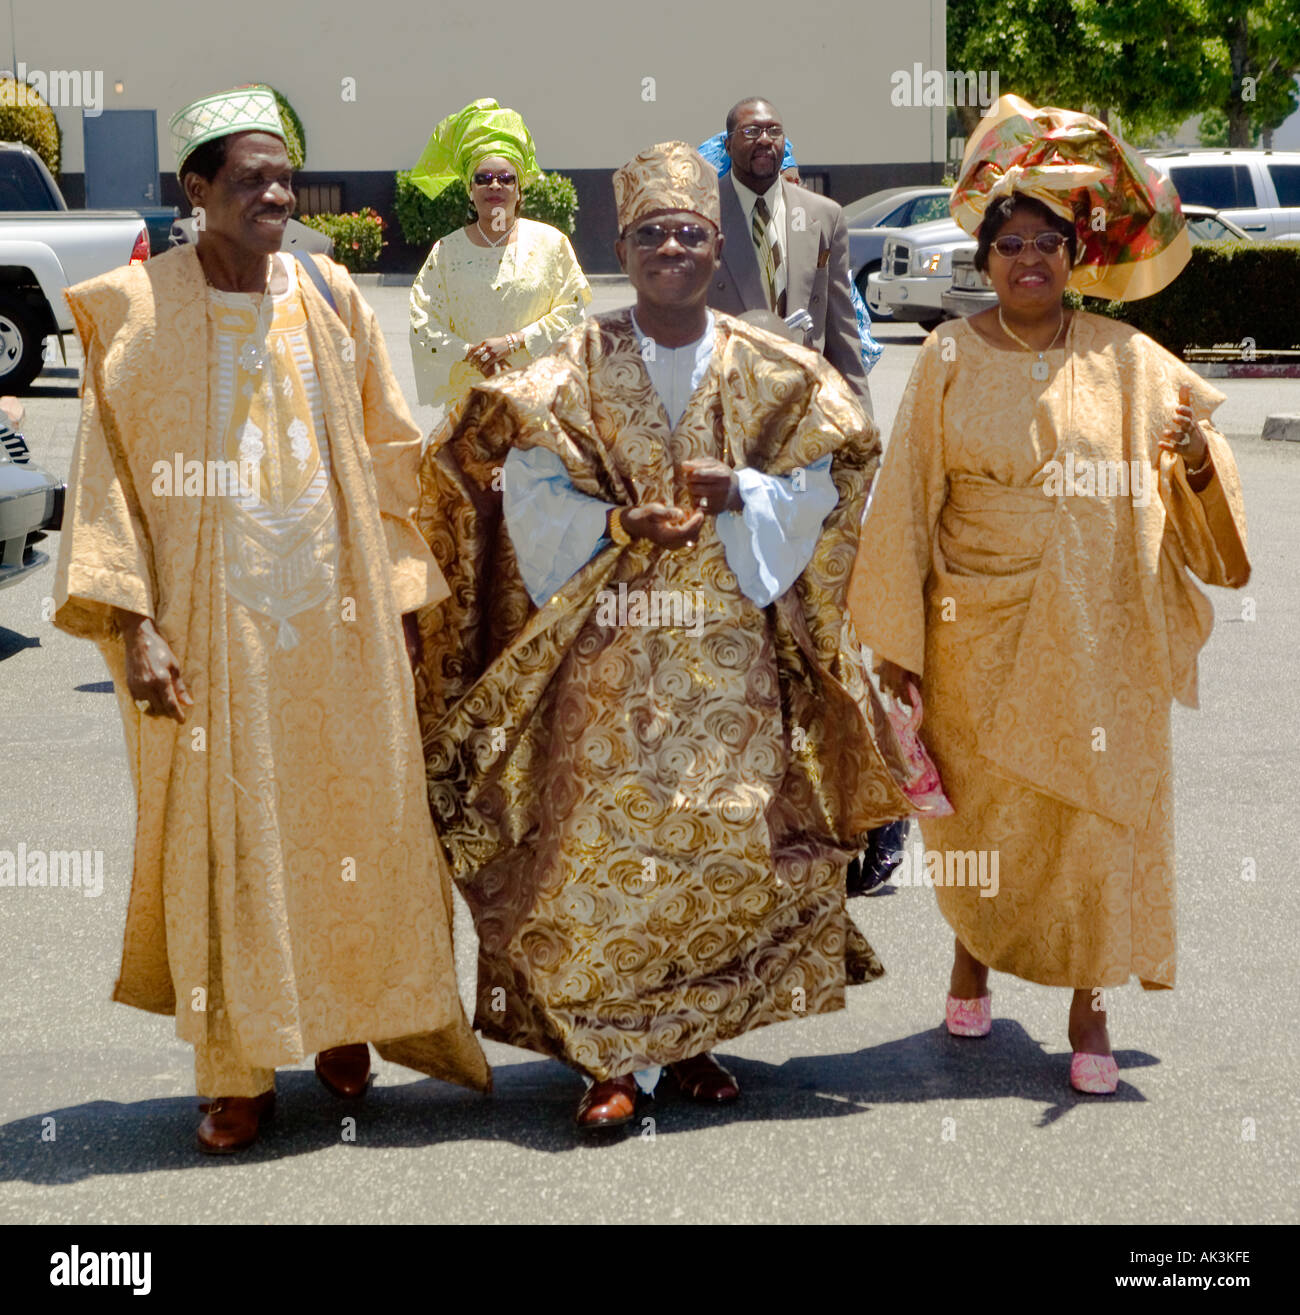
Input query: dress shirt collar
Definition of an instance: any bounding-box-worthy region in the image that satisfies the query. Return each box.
[731,171,783,223]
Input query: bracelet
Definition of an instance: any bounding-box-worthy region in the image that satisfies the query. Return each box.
[608,508,632,545]
[1184,446,1213,480]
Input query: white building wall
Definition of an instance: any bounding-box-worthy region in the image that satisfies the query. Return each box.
[8,0,946,173]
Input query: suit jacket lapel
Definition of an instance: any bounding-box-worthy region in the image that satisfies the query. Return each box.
[781,178,817,314]
[719,177,767,311]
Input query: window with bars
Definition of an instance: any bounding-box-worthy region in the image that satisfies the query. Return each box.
[296,183,343,215]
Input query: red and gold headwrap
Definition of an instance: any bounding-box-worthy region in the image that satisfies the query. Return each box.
[613,141,720,234]
[951,94,1190,302]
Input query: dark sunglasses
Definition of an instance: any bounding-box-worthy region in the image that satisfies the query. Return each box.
[990,232,1069,258]
[472,171,517,187]
[629,222,713,250]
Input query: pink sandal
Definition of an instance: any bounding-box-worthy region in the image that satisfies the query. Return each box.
[1070,1052,1119,1094]
[945,993,992,1037]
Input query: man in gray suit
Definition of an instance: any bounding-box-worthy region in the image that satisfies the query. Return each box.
[708,97,872,416]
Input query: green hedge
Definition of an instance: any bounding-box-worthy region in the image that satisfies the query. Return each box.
[257,85,305,170]
[298,208,384,272]
[0,77,60,176]
[1067,242,1300,354]
[393,170,578,248]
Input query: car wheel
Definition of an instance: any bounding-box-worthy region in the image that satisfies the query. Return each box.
[857,263,894,322]
[0,294,45,393]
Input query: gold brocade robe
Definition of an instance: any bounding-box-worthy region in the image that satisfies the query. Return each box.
[416,310,911,1079]
[53,244,488,1090]
[848,313,1250,989]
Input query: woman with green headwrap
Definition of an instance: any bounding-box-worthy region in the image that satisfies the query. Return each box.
[409,98,591,413]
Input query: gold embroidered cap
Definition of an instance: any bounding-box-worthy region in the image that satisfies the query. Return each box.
[170,86,285,175]
[613,141,720,234]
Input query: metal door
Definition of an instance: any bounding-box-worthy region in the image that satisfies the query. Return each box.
[83,109,159,207]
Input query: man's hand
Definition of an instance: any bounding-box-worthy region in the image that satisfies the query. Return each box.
[877,659,919,703]
[621,503,705,550]
[402,611,423,669]
[116,610,192,723]
[681,457,743,514]
[465,336,517,377]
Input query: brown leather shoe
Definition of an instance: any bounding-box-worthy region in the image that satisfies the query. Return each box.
[575,1075,639,1129]
[669,1052,741,1102]
[315,1043,371,1099]
[196,1090,275,1155]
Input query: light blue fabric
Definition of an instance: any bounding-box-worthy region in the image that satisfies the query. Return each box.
[715,454,837,606]
[851,278,884,373]
[502,446,610,607]
[631,309,714,430]
[502,338,839,609]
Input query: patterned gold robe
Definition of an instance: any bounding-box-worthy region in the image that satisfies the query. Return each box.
[53,245,488,1092]
[849,313,1250,989]
[416,310,911,1080]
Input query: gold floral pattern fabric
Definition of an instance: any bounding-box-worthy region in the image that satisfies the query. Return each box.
[53,245,488,1093]
[415,310,912,1079]
[848,312,1249,989]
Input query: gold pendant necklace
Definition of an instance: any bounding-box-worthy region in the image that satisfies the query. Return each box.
[999,306,1064,381]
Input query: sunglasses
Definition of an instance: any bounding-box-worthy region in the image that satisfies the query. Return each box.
[472,171,517,187]
[628,222,713,250]
[990,232,1069,258]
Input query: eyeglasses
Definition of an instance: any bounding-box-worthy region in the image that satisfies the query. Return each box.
[990,232,1069,258]
[472,171,517,187]
[735,124,784,142]
[628,222,713,250]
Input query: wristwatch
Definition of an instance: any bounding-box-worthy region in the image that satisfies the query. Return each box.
[608,508,632,545]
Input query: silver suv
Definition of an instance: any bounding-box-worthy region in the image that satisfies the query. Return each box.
[1143,149,1300,241]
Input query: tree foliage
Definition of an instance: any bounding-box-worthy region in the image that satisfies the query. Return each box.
[948,1,1300,146]
[0,77,61,177]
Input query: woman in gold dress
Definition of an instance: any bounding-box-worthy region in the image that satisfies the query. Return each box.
[849,97,1250,1094]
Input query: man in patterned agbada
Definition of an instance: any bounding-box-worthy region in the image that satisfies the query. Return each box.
[416,141,911,1130]
[53,85,487,1154]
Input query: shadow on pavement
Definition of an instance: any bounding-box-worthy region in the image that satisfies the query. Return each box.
[0,627,41,663]
[0,1022,1158,1181]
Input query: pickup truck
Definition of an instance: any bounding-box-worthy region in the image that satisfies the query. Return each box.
[0,141,157,391]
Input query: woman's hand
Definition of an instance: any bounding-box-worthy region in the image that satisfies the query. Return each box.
[1159,383,1210,473]
[681,457,742,514]
[620,503,705,550]
[117,611,192,723]
[465,335,518,377]
[877,659,919,703]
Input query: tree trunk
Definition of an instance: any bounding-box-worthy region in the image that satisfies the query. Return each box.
[1227,14,1254,147]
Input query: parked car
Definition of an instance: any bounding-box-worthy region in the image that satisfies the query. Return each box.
[864,214,969,329]
[0,399,64,591]
[0,142,153,392]
[844,185,951,321]
[941,204,1254,320]
[1142,149,1300,242]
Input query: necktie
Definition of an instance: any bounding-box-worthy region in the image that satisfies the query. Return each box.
[752,195,784,316]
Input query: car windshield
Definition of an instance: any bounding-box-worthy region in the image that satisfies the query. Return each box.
[1187,215,1237,243]
[909,195,950,224]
